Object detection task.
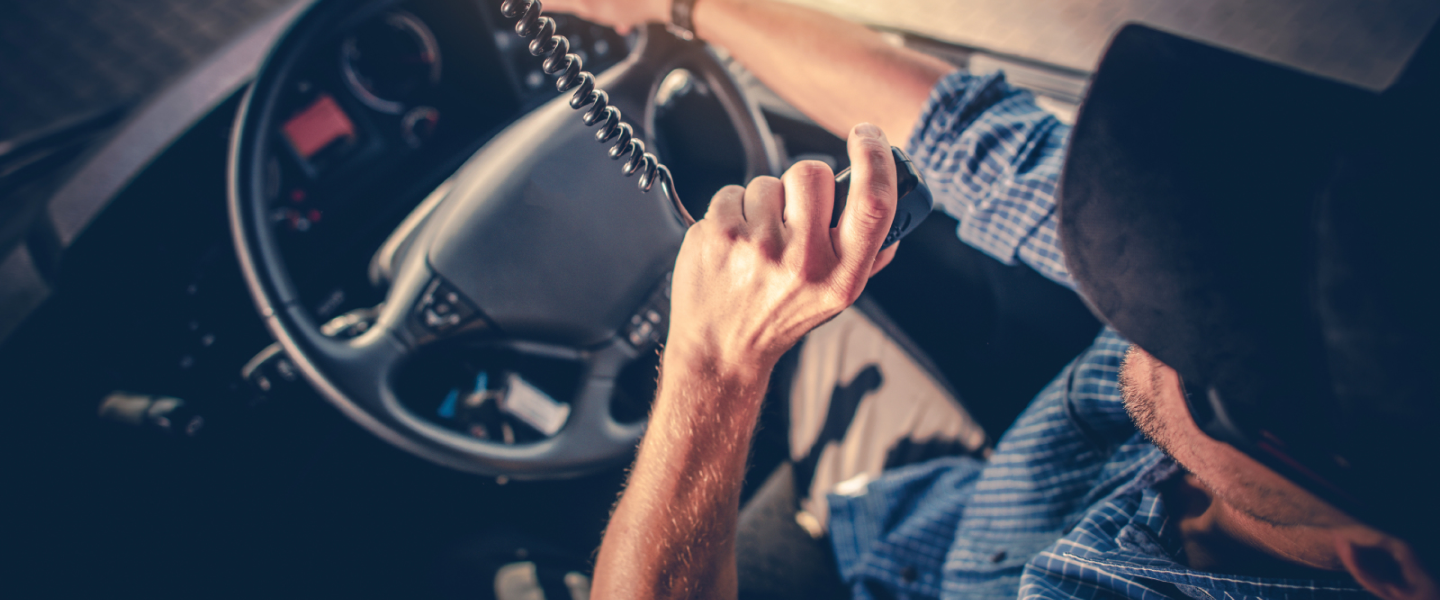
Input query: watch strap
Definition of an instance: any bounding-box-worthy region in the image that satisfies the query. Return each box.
[670,0,699,40]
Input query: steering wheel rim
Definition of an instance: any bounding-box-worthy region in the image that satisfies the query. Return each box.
[228,0,779,478]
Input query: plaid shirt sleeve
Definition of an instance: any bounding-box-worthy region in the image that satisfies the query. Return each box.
[904,70,1074,289]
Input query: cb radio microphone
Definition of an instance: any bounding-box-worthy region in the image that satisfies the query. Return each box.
[830,146,933,250]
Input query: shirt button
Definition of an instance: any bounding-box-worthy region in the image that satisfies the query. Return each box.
[900,566,918,583]
[990,550,1007,563]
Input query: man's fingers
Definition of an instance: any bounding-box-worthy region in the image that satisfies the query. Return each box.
[744,176,785,237]
[833,123,898,273]
[869,243,898,277]
[780,160,836,237]
[705,184,745,225]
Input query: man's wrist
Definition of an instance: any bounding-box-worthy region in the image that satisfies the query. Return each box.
[650,342,771,452]
[660,340,772,392]
[672,0,744,41]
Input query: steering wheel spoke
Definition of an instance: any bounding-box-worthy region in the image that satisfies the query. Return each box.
[359,333,646,477]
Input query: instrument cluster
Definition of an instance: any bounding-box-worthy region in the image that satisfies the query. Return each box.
[266,4,474,242]
[261,0,630,322]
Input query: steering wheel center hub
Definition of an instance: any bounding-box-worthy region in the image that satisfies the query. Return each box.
[423,95,685,347]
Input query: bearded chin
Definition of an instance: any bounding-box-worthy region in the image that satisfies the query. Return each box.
[1119,345,1177,461]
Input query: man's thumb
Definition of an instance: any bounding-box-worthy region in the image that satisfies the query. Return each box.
[833,123,898,275]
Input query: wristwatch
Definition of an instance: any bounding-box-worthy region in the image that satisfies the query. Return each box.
[670,0,699,40]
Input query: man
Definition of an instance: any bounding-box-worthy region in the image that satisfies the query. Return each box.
[538,1,1440,598]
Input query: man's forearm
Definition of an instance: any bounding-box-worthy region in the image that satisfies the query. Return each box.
[591,349,771,600]
[693,0,953,141]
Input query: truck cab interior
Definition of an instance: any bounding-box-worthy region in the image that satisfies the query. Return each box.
[0,0,1433,597]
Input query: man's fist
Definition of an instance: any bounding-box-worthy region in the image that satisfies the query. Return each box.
[665,123,899,380]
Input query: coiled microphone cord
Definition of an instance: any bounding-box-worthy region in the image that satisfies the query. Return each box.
[500,0,683,215]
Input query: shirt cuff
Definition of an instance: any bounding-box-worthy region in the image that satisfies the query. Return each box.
[903,69,1077,290]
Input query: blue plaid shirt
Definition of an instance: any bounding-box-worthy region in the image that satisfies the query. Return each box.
[823,71,1372,600]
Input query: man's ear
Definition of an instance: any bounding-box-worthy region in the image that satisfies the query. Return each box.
[1335,529,1440,600]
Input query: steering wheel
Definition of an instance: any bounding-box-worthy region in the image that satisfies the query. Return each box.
[229,0,779,478]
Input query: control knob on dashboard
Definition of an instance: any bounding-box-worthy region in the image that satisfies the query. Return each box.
[401,106,440,148]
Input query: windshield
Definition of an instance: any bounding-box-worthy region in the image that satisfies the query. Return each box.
[798,0,1436,90]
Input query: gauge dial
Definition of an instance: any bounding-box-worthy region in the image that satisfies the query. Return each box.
[401,106,440,148]
[340,10,442,114]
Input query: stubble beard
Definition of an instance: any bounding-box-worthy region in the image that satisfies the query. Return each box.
[1118,345,1181,463]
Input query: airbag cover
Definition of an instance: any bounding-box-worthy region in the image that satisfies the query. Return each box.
[427,97,685,347]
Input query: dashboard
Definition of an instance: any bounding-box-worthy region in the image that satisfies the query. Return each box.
[263,0,632,324]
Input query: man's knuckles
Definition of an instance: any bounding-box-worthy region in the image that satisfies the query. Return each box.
[703,185,746,222]
[746,175,783,193]
[715,183,747,198]
[781,160,834,193]
[744,177,785,224]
